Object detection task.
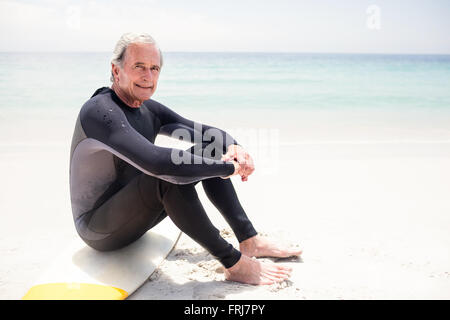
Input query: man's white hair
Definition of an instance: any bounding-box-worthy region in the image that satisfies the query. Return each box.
[110,32,163,82]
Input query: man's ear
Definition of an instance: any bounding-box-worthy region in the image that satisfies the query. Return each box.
[111,63,120,81]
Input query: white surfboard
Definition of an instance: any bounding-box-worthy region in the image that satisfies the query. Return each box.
[22,218,181,300]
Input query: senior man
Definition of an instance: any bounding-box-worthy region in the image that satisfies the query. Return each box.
[69,32,301,285]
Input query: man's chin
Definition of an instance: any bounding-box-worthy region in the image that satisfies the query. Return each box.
[134,92,153,101]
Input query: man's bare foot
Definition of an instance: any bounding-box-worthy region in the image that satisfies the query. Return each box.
[224,254,292,285]
[239,235,302,258]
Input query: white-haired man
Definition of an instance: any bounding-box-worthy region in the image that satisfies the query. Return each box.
[69,32,301,285]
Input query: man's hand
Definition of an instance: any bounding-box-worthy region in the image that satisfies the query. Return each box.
[221,145,255,181]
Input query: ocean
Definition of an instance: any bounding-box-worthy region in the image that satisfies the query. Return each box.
[1,52,450,111]
[0,52,450,147]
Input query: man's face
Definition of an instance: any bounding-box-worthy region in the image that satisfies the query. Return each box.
[112,42,161,103]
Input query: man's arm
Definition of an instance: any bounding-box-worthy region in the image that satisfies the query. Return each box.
[148,100,240,154]
[148,99,255,181]
[80,97,236,184]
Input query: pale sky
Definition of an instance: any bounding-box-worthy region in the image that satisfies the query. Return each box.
[0,0,449,53]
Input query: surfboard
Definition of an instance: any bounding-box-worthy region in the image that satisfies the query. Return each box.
[22,218,181,300]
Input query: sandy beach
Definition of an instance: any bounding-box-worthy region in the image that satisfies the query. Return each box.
[1,107,449,300]
[1,0,450,301]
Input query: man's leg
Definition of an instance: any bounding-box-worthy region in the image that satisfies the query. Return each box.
[201,177,257,243]
[188,143,302,259]
[186,143,258,243]
[75,173,167,251]
[156,178,293,285]
[158,179,241,269]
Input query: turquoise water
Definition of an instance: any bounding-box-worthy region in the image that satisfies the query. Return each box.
[0,52,449,115]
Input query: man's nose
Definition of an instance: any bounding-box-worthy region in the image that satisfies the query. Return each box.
[143,68,153,81]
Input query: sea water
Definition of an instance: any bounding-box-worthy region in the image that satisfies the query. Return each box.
[0,52,449,146]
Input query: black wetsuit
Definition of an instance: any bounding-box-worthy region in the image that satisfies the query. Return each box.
[69,87,257,268]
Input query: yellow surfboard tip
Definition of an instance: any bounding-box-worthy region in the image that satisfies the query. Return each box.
[22,283,128,300]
